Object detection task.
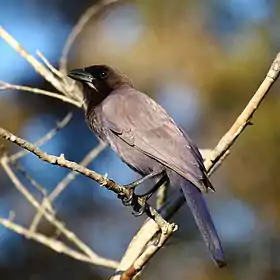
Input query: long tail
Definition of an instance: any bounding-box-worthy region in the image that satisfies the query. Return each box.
[171,175,226,267]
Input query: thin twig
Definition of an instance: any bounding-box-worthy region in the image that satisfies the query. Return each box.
[49,141,107,201]
[1,157,48,213]
[0,81,81,108]
[59,0,121,73]
[29,142,107,232]
[36,50,66,80]
[10,112,73,162]
[11,161,48,197]
[9,161,56,229]
[112,52,280,280]
[28,197,53,233]
[208,150,230,177]
[0,218,118,269]
[0,156,115,266]
[204,53,280,172]
[0,27,66,94]
[199,149,215,161]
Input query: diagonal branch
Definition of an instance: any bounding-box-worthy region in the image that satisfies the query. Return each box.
[0,156,117,268]
[0,27,83,102]
[0,218,118,268]
[204,52,280,172]
[10,112,73,162]
[29,142,107,233]
[0,27,67,95]
[49,141,107,201]
[0,81,81,107]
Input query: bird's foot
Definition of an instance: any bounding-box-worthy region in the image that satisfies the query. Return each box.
[117,188,150,216]
[132,194,150,217]
[119,171,169,217]
[117,188,135,206]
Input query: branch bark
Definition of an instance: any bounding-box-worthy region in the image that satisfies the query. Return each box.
[0,218,118,268]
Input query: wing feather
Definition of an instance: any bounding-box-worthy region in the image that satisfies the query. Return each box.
[102,88,212,192]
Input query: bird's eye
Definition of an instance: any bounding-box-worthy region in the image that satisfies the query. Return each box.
[99,71,108,79]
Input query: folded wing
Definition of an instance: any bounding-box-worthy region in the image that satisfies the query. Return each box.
[102,88,213,192]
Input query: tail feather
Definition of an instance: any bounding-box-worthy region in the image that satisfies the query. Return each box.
[180,180,226,267]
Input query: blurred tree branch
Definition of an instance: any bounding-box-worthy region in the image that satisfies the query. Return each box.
[0,81,81,107]
[0,217,118,267]
[29,141,107,233]
[0,155,118,269]
[60,0,121,73]
[0,1,279,279]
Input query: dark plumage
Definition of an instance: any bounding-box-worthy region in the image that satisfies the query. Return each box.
[68,65,226,267]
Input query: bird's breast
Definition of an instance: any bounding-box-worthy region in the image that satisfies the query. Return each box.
[85,106,109,142]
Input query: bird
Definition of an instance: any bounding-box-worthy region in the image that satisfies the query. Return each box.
[67,64,226,267]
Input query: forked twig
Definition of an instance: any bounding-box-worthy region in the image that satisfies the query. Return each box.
[29,142,107,232]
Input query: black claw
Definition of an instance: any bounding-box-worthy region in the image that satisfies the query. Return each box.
[117,191,134,206]
[119,172,168,217]
[122,195,134,206]
[132,204,147,217]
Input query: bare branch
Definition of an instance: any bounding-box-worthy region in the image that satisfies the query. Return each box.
[204,53,280,172]
[120,224,174,280]
[0,218,118,269]
[0,27,84,102]
[208,150,230,177]
[28,197,53,233]
[0,156,115,267]
[49,141,107,201]
[112,52,280,280]
[199,149,216,161]
[59,0,121,73]
[0,81,81,108]
[29,142,107,232]
[36,50,66,80]
[1,157,47,212]
[10,112,73,162]
[0,27,66,94]
[11,161,49,197]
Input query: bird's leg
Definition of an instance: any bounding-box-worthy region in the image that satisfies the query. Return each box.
[121,170,165,206]
[132,173,169,217]
[124,170,165,189]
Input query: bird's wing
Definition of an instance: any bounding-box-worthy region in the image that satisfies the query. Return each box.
[102,88,213,192]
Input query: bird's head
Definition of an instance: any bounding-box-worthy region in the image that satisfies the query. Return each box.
[67,65,133,105]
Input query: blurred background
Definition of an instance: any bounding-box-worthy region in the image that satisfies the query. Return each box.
[1,0,280,279]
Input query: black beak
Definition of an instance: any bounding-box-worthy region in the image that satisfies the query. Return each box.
[67,68,93,83]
